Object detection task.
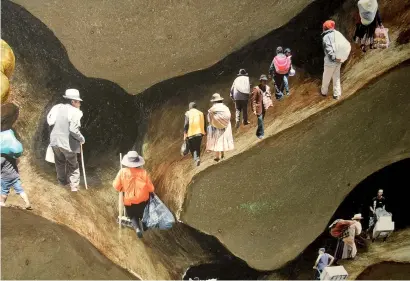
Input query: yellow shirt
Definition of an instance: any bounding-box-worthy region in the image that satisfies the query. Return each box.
[185,108,205,137]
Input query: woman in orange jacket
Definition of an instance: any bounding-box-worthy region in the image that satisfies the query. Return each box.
[113,151,154,238]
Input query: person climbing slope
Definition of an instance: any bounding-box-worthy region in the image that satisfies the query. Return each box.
[320,20,351,100]
[184,102,206,167]
[367,189,391,235]
[113,151,154,238]
[47,89,85,192]
[269,46,291,100]
[1,154,32,210]
[251,74,272,139]
[313,248,334,280]
[230,69,251,128]
[206,93,234,162]
[354,0,383,52]
[338,214,363,260]
[283,48,293,96]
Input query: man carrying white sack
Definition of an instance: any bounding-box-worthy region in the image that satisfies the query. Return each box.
[47,89,85,192]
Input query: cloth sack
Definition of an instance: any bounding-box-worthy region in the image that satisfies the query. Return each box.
[374,28,390,48]
[142,193,175,230]
[232,76,250,94]
[181,140,189,156]
[329,219,354,238]
[333,30,351,63]
[273,54,291,74]
[208,103,231,129]
[260,86,273,110]
[358,0,378,25]
[0,129,23,158]
[45,145,55,163]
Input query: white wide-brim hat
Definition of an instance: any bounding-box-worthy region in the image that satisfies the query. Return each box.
[352,213,363,220]
[210,93,224,102]
[121,151,145,168]
[63,88,83,101]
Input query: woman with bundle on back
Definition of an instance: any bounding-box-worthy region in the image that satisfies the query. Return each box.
[206,93,234,162]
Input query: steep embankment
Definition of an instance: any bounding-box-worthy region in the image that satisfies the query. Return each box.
[11,0,314,93]
[182,62,410,270]
[2,0,410,278]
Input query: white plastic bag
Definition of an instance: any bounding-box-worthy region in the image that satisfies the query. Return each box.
[333,30,351,63]
[45,145,55,163]
[289,66,296,77]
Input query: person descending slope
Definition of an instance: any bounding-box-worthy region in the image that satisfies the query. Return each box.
[206,93,234,162]
[320,20,351,100]
[230,69,251,129]
[354,0,384,52]
[113,151,154,238]
[269,47,291,100]
[184,102,206,167]
[47,89,85,192]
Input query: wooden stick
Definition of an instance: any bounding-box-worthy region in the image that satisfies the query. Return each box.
[118,153,123,228]
[80,144,88,190]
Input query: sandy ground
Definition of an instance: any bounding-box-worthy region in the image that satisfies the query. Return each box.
[1,207,136,280]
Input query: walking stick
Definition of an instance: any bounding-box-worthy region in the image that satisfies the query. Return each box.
[80,144,88,190]
[118,153,124,227]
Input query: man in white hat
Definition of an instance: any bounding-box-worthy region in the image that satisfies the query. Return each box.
[47,89,85,192]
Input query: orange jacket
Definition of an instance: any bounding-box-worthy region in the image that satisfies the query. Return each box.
[113,167,154,206]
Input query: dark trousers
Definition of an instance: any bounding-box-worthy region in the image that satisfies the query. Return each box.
[187,135,202,161]
[234,99,249,124]
[52,146,80,188]
[273,74,285,99]
[256,110,265,138]
[125,201,148,230]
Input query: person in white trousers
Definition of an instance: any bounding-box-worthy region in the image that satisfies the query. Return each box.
[321,20,342,100]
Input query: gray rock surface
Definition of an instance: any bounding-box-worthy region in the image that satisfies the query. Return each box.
[182,64,410,270]
[11,0,313,93]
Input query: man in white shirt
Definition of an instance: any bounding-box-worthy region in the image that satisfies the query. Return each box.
[47,89,85,192]
[230,69,250,129]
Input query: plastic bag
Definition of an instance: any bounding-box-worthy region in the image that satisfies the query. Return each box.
[142,193,175,230]
[0,129,23,158]
[374,28,390,49]
[289,66,296,77]
[333,30,351,63]
[181,140,189,156]
[45,145,55,163]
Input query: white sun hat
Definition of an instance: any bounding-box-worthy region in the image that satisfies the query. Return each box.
[63,89,83,101]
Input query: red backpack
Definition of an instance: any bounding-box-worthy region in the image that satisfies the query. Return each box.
[273,55,291,74]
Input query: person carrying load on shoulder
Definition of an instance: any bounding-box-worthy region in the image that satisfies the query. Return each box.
[184,102,206,167]
[313,248,335,280]
[320,20,351,100]
[206,93,234,162]
[269,46,291,100]
[230,69,251,129]
[354,0,384,52]
[113,151,154,238]
[47,89,85,192]
[251,74,272,139]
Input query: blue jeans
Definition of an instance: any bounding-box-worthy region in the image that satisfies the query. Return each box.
[1,178,24,195]
[256,112,265,138]
[284,74,289,94]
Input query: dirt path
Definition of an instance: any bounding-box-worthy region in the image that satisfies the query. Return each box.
[1,208,136,280]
